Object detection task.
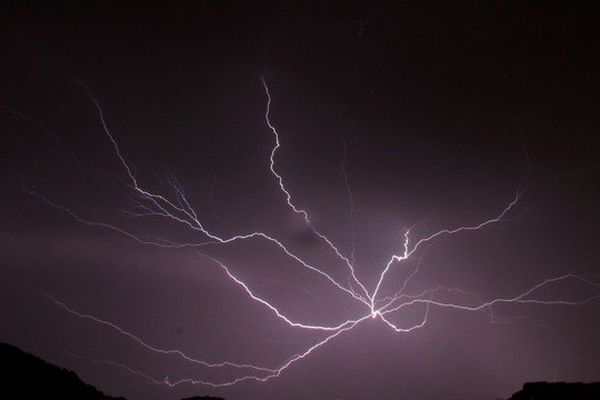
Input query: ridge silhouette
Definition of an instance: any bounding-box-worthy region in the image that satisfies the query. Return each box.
[506,381,600,400]
[1,342,126,399]
[0,343,224,400]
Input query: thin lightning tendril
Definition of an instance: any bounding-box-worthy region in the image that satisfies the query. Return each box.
[260,78,371,303]
[26,79,600,387]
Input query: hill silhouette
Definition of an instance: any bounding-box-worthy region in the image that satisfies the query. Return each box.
[507,381,600,400]
[180,398,226,400]
[1,342,126,399]
[0,343,224,400]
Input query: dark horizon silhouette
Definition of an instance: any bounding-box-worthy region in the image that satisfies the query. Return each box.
[2,342,600,400]
[506,381,600,400]
[1,342,126,400]
[0,342,224,400]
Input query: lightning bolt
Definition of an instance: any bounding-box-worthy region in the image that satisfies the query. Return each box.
[22,78,600,388]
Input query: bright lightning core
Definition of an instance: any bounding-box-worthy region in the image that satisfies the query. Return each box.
[26,79,600,388]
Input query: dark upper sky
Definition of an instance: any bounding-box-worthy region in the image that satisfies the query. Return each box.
[1,2,600,400]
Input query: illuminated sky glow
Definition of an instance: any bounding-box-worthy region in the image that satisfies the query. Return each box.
[2,3,600,400]
[26,79,600,388]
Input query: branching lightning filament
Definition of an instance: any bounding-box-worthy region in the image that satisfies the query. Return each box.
[28,79,600,388]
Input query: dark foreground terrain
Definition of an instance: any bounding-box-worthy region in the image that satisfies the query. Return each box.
[0,343,223,400]
[1,342,598,399]
[507,381,600,400]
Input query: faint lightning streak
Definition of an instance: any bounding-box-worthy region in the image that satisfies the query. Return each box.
[378,298,432,333]
[379,274,600,316]
[66,311,372,388]
[28,191,183,249]
[374,256,425,308]
[384,295,600,315]
[260,77,370,302]
[406,189,522,258]
[67,314,372,388]
[48,296,276,373]
[164,314,372,387]
[339,125,358,266]
[65,351,167,386]
[165,175,199,222]
[75,80,140,190]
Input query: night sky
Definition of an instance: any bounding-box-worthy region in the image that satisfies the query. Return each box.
[1,2,600,400]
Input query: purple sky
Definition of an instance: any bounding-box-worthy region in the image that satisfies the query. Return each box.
[2,2,600,400]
